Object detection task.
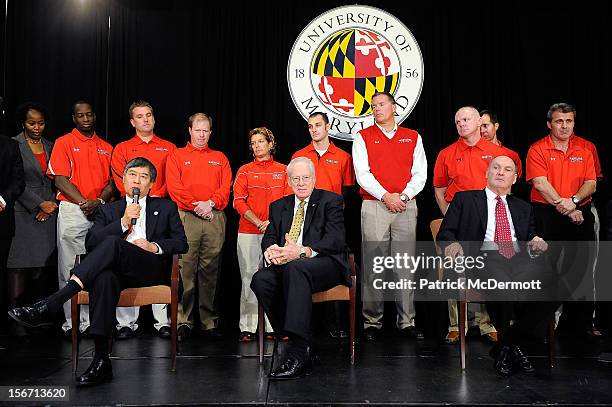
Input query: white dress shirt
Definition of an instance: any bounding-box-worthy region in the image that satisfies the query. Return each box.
[121,195,163,254]
[352,122,428,200]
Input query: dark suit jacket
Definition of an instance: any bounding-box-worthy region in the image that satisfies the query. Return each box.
[262,188,350,285]
[437,189,536,256]
[85,196,188,270]
[0,136,25,238]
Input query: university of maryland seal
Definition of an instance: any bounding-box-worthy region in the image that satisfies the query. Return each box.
[288,5,424,140]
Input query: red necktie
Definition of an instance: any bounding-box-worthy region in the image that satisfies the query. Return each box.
[494,196,515,259]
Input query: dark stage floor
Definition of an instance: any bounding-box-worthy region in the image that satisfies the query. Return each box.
[1,327,612,406]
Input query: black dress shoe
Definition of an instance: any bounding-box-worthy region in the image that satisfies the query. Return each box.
[417,340,440,356]
[8,301,52,328]
[512,345,535,373]
[202,327,223,339]
[494,345,513,377]
[329,328,348,339]
[364,327,380,342]
[269,347,312,380]
[158,326,171,339]
[76,357,113,386]
[115,326,135,340]
[177,325,192,342]
[399,326,425,340]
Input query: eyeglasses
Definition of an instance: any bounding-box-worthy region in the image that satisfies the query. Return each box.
[290,175,312,184]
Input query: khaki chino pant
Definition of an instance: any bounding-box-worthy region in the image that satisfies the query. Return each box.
[178,209,226,330]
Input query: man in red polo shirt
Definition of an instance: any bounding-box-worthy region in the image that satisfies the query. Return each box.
[292,112,355,338]
[434,106,522,214]
[110,101,177,340]
[527,102,597,339]
[480,109,523,177]
[167,113,232,341]
[47,101,114,337]
[433,106,521,344]
[292,112,355,197]
[353,91,427,341]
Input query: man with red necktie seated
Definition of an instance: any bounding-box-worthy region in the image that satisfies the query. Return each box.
[437,155,557,376]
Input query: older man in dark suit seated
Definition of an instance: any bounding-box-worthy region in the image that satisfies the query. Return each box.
[251,157,350,380]
[437,155,557,376]
[9,157,188,386]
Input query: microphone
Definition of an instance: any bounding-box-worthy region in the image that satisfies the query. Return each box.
[131,187,140,226]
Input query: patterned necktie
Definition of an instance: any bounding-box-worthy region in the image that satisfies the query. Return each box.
[494,196,515,259]
[287,200,305,243]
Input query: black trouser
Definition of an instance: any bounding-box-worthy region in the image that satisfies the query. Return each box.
[533,203,596,333]
[482,251,559,346]
[72,236,168,337]
[1,238,11,334]
[250,257,345,341]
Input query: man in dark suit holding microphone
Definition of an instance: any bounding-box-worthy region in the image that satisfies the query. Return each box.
[8,157,188,386]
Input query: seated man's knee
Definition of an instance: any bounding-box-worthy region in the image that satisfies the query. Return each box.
[101,235,123,247]
[250,270,265,294]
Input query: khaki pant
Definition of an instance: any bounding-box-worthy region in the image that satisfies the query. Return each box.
[57,201,91,332]
[361,199,417,329]
[178,209,226,330]
[237,233,272,333]
[447,300,496,334]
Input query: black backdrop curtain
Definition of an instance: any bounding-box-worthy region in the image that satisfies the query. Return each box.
[2,0,610,332]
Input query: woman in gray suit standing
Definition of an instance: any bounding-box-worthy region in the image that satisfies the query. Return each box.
[7,103,57,336]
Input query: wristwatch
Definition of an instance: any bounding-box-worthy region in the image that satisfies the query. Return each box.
[571,196,581,205]
[299,246,307,259]
[399,193,408,203]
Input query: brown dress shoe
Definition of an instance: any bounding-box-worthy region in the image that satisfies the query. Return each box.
[483,332,498,343]
[445,331,460,344]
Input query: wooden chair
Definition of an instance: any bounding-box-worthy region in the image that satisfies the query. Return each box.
[258,253,357,365]
[430,219,555,369]
[70,254,180,374]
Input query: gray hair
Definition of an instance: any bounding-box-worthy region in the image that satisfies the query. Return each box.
[123,157,157,182]
[287,157,315,177]
[547,103,576,122]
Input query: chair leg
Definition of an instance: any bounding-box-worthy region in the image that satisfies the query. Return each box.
[269,335,279,376]
[71,299,79,374]
[349,282,356,365]
[258,303,264,365]
[171,299,178,371]
[547,318,555,368]
[458,300,467,370]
